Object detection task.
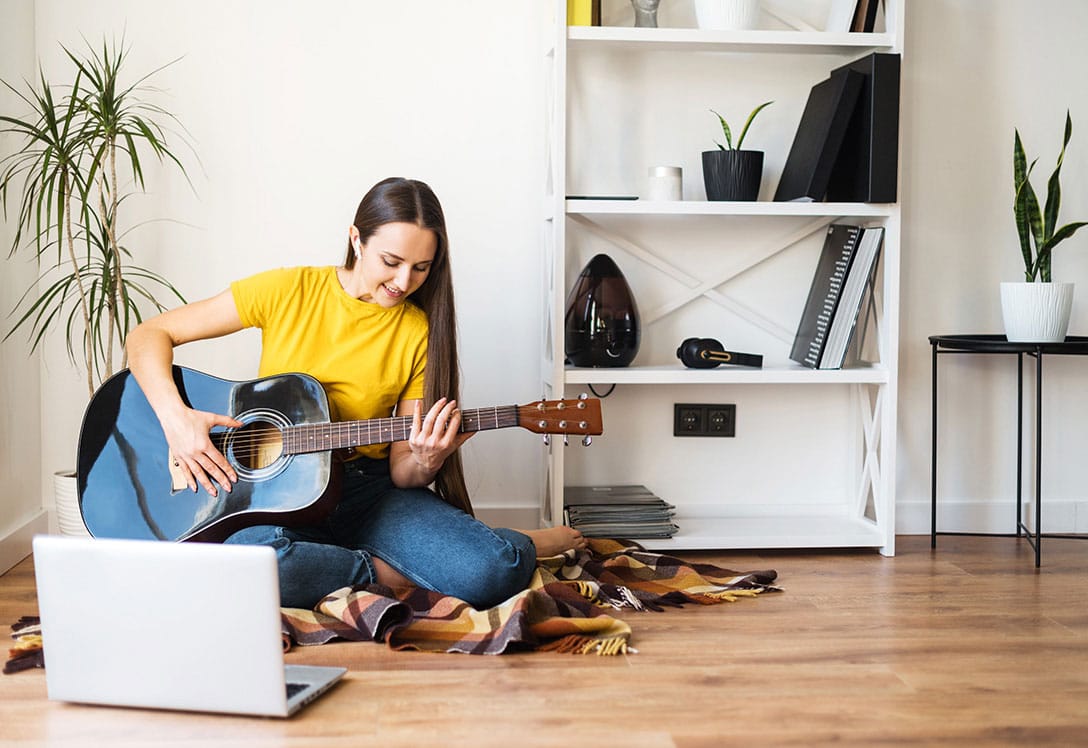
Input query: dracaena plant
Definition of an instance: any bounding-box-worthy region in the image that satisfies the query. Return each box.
[710,100,773,151]
[0,38,191,396]
[1013,110,1088,282]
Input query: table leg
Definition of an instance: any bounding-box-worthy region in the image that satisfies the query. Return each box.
[1016,352,1023,537]
[1034,350,1043,567]
[931,342,938,548]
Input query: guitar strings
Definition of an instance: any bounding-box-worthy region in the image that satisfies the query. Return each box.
[207,405,543,460]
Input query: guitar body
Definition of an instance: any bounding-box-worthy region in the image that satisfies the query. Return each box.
[78,367,338,542]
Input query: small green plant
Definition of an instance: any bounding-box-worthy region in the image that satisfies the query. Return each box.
[710,101,773,151]
[1013,110,1088,282]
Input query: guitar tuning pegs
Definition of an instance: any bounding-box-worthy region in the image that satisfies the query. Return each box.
[543,434,550,447]
[563,435,569,446]
[582,435,593,447]
[578,392,589,400]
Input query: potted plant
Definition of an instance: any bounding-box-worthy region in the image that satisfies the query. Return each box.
[701,101,772,201]
[1,39,192,534]
[1001,110,1088,342]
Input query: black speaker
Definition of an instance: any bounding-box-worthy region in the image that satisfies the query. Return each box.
[564,254,640,368]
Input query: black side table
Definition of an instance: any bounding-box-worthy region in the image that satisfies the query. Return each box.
[930,334,1088,566]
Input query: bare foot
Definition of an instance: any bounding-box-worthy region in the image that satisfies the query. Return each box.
[522,526,589,557]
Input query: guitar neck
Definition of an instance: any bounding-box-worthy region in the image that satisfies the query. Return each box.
[280,405,520,455]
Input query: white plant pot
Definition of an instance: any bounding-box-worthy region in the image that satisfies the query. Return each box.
[1000,281,1074,343]
[694,0,761,30]
[54,469,91,536]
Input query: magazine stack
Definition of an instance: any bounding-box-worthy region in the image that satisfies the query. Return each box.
[564,485,678,539]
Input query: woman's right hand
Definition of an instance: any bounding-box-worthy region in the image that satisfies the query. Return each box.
[161,405,244,496]
[125,289,248,497]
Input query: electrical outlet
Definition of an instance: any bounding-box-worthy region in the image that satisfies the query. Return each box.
[707,405,736,436]
[674,405,705,435]
[673,403,736,437]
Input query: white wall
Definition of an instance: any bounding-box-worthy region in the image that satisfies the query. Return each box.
[17,0,551,523]
[898,0,1088,533]
[0,0,46,569]
[3,1,1088,541]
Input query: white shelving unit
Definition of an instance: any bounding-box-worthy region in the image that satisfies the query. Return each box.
[542,0,904,555]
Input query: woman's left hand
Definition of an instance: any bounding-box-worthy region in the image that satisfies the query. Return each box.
[408,398,473,474]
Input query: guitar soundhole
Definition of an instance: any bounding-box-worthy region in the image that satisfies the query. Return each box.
[223,406,291,482]
[222,408,294,484]
[230,418,285,470]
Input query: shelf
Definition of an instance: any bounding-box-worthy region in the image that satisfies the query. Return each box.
[564,363,889,386]
[546,0,901,555]
[635,515,885,552]
[567,26,895,55]
[565,199,894,217]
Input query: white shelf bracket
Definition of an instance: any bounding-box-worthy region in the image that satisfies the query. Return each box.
[569,213,834,342]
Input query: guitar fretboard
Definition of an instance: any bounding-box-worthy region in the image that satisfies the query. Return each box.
[281,405,520,455]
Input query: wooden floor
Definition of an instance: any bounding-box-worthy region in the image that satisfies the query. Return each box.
[2,534,1086,746]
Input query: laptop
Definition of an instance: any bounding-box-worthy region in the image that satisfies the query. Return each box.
[32,534,346,717]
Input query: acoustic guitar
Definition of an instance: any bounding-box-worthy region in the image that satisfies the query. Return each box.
[77,367,603,542]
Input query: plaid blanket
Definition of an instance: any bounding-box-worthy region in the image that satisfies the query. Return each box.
[5,539,779,672]
[280,538,779,656]
[4,617,43,674]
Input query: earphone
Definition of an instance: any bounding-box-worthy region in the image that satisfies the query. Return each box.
[353,237,362,259]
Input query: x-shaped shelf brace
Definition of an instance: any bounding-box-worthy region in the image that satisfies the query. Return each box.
[567,211,890,530]
[855,383,885,525]
[569,213,835,343]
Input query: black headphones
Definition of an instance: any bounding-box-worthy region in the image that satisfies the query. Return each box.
[676,337,763,369]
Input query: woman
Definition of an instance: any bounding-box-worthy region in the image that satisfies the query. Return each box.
[126,177,586,610]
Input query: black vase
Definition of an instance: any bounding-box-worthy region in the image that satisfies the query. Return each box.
[701,149,764,201]
[564,254,640,367]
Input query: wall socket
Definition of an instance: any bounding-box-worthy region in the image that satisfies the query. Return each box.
[673,403,736,437]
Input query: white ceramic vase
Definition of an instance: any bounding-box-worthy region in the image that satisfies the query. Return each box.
[694,0,761,30]
[54,469,90,536]
[999,281,1074,343]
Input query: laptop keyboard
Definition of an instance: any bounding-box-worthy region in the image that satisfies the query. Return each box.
[286,682,308,699]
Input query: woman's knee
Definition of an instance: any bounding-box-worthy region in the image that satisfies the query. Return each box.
[465,529,537,608]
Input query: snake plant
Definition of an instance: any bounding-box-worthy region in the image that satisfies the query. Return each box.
[710,101,773,151]
[1013,110,1088,282]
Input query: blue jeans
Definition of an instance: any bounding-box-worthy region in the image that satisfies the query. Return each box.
[225,457,536,610]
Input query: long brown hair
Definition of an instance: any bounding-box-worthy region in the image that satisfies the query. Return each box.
[344,177,472,516]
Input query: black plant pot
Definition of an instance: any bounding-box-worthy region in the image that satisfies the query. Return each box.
[701,149,764,201]
[564,254,640,367]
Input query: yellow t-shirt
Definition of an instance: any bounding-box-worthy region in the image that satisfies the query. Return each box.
[231,266,428,459]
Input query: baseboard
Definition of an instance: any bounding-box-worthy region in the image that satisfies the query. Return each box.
[897,499,1088,535]
[474,505,540,530]
[0,510,49,576]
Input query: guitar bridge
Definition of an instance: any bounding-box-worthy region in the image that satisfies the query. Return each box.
[168,455,188,492]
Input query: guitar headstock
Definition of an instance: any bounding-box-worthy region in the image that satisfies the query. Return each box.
[518,397,603,437]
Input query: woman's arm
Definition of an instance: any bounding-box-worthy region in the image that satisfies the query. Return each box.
[388,397,473,489]
[126,289,247,496]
